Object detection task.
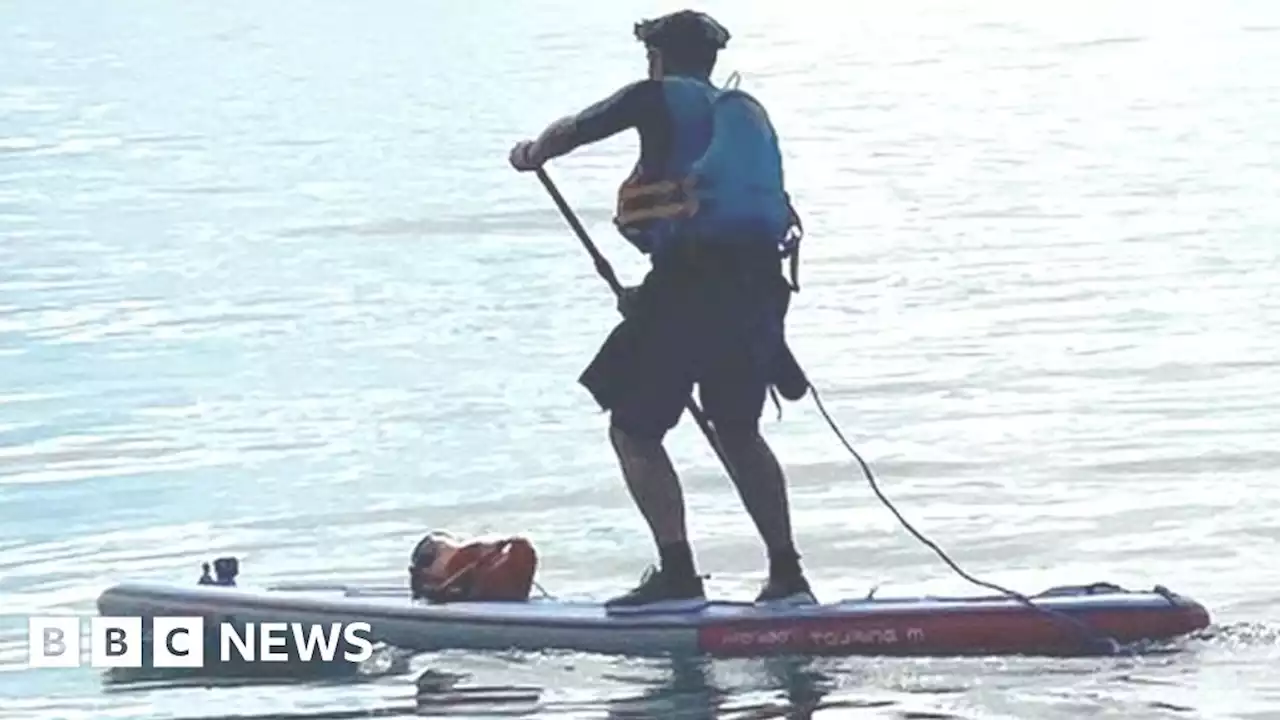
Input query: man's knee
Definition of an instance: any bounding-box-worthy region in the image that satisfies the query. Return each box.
[609,423,676,481]
[609,418,667,450]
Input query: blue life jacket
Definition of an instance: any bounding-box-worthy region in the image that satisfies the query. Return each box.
[614,74,803,289]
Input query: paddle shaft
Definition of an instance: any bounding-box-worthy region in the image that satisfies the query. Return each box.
[534,167,735,471]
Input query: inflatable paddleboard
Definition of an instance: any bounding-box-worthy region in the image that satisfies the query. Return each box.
[98,578,1210,658]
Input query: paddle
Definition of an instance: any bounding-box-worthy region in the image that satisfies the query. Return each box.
[533,167,736,474]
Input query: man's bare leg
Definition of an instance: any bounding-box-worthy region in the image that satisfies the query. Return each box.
[610,424,689,548]
[715,425,814,602]
[606,424,705,607]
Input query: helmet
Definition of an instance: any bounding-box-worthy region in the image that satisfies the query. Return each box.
[634,10,730,53]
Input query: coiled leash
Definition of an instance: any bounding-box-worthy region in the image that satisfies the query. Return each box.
[533,168,1122,656]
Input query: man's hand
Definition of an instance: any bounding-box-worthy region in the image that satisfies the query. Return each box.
[509,115,581,172]
[508,140,541,172]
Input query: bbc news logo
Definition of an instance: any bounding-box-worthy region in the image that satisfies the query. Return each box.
[27,616,374,668]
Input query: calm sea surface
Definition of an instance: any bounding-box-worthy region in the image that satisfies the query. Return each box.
[2,0,1279,718]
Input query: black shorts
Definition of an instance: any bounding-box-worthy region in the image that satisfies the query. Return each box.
[579,261,788,439]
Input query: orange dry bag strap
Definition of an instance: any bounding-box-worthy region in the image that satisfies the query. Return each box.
[425,540,513,603]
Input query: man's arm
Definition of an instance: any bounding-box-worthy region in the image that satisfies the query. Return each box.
[526,80,659,165]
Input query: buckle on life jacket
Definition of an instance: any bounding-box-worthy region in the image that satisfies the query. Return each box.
[780,193,803,293]
[615,177,699,228]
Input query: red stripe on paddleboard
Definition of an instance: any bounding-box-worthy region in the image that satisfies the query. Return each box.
[697,604,1210,657]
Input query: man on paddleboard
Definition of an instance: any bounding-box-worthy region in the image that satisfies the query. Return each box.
[508,10,816,609]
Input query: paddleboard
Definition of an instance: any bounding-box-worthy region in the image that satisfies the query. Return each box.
[97,577,1210,658]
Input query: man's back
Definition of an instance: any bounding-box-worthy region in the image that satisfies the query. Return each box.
[573,76,711,184]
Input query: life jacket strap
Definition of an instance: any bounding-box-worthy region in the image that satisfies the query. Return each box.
[617,177,694,201]
[780,194,804,293]
[412,539,513,603]
[615,177,699,227]
[768,385,783,420]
